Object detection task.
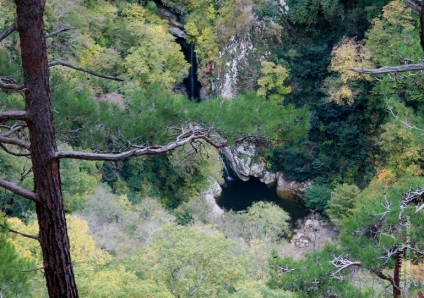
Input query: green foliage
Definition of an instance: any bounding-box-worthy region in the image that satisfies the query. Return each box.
[140,225,247,297]
[174,196,213,225]
[231,280,297,298]
[340,176,424,272]
[60,145,101,212]
[257,61,291,104]
[268,245,368,297]
[270,146,316,182]
[217,201,291,242]
[303,184,333,211]
[0,226,36,297]
[325,183,360,227]
[286,0,344,26]
[190,92,310,146]
[123,4,189,88]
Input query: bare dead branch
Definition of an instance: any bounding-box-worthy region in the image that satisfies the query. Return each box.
[405,0,422,12]
[0,77,25,91]
[351,64,424,74]
[49,60,124,81]
[0,223,39,240]
[46,27,73,38]
[415,203,424,214]
[401,186,424,214]
[278,265,296,273]
[0,111,27,122]
[0,180,37,202]
[0,23,16,42]
[330,255,362,277]
[22,266,46,272]
[0,135,30,149]
[56,129,227,161]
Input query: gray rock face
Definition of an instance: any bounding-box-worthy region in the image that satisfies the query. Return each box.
[201,181,224,217]
[220,143,276,185]
[220,142,311,194]
[276,173,312,197]
[156,6,185,38]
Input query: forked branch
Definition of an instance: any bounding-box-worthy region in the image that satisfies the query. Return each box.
[0,180,37,202]
[57,129,227,161]
[49,60,124,81]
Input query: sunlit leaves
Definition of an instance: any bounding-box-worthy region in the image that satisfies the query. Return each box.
[257,61,291,104]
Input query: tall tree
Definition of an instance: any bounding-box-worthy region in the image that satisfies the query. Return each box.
[0,1,223,297]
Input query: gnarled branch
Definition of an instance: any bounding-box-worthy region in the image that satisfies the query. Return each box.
[49,60,124,81]
[0,143,30,157]
[351,64,424,74]
[57,129,226,161]
[0,180,37,202]
[0,135,30,149]
[0,111,27,122]
[0,77,25,91]
[0,23,16,42]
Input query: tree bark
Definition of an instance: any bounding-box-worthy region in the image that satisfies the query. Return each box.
[392,250,403,298]
[15,0,78,297]
[421,0,424,52]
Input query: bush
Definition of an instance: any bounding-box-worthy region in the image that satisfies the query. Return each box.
[303,184,333,211]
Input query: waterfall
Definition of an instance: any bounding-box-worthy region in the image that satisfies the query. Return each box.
[219,155,235,182]
[188,44,195,99]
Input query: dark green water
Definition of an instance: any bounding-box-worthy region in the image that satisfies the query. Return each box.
[216,177,308,226]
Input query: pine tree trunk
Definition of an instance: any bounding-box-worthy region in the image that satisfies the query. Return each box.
[392,251,402,298]
[15,0,78,297]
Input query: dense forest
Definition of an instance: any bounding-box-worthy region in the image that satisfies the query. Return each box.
[1,0,424,297]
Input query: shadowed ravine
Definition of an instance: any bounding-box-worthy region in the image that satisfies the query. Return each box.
[217,176,309,226]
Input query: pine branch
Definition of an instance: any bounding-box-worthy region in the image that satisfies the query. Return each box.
[46,27,73,38]
[0,111,27,122]
[0,136,30,149]
[0,23,16,42]
[22,266,45,272]
[0,180,37,202]
[49,60,124,81]
[0,143,31,157]
[57,129,226,161]
[351,64,424,74]
[0,223,39,240]
[0,124,26,137]
[0,77,25,91]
